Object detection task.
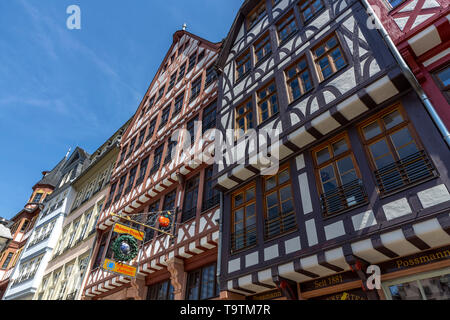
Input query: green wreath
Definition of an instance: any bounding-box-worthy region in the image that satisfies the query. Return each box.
[112,234,139,262]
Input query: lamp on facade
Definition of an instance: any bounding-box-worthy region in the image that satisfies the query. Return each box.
[0,218,13,252]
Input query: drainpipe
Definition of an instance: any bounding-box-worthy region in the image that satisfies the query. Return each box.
[361,0,450,148]
[216,191,224,293]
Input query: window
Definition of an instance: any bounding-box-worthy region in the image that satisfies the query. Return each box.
[136,129,146,149]
[387,0,406,9]
[32,193,43,203]
[276,10,298,43]
[254,32,272,64]
[235,100,254,139]
[105,182,117,208]
[157,86,166,102]
[146,118,157,142]
[118,145,128,165]
[186,263,219,300]
[66,219,80,249]
[144,201,160,243]
[177,64,186,83]
[147,280,174,300]
[125,166,138,194]
[286,57,313,102]
[78,210,92,241]
[190,77,202,102]
[236,50,251,81]
[168,72,177,91]
[205,64,217,87]
[20,219,30,232]
[2,253,13,269]
[313,34,346,81]
[164,139,177,165]
[182,175,199,222]
[150,145,164,175]
[313,134,367,217]
[298,0,324,22]
[197,51,205,63]
[159,106,171,130]
[163,190,177,212]
[434,65,450,103]
[126,137,136,158]
[187,116,199,146]
[263,166,296,239]
[173,92,184,116]
[188,53,197,72]
[247,1,266,30]
[136,156,149,186]
[231,184,257,252]
[114,175,127,202]
[92,232,108,269]
[257,81,279,123]
[202,167,220,212]
[359,105,435,195]
[202,101,217,133]
[146,96,156,114]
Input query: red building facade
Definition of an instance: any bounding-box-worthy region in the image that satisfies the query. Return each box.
[367,0,450,128]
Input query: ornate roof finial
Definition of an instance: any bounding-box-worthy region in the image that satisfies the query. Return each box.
[65,147,71,158]
[182,23,187,31]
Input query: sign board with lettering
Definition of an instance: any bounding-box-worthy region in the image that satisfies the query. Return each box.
[113,223,144,241]
[379,245,450,274]
[103,258,137,278]
[313,288,368,300]
[248,289,283,300]
[300,271,360,293]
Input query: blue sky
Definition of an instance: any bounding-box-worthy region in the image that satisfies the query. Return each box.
[0,0,242,220]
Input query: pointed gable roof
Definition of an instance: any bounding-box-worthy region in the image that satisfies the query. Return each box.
[121,29,222,141]
[33,155,68,189]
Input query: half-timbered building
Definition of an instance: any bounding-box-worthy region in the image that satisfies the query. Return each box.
[214,0,450,300]
[83,30,222,300]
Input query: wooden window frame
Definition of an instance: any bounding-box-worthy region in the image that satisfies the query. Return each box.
[285,56,314,103]
[146,279,174,300]
[298,0,325,23]
[177,63,186,83]
[173,91,184,116]
[312,133,366,217]
[257,81,279,124]
[190,76,202,102]
[235,49,252,82]
[235,99,254,140]
[182,175,200,222]
[276,10,298,44]
[313,33,347,82]
[247,0,267,30]
[231,183,257,252]
[158,106,171,130]
[202,166,220,212]
[432,64,450,104]
[254,32,272,65]
[146,118,157,142]
[357,103,434,195]
[186,263,219,300]
[262,164,297,239]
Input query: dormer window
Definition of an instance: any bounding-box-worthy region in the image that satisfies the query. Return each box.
[32,193,43,203]
[247,1,266,30]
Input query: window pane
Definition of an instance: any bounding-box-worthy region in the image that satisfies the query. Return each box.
[316,147,331,164]
[341,171,358,185]
[389,281,423,300]
[281,200,294,214]
[279,169,290,184]
[420,274,450,300]
[436,67,450,86]
[246,203,255,217]
[245,188,255,201]
[337,156,355,175]
[280,185,292,202]
[383,110,404,130]
[266,192,278,208]
[332,139,348,156]
[320,164,335,183]
[234,208,244,223]
[234,193,244,207]
[363,121,382,140]
[266,176,277,190]
[390,127,413,149]
[267,206,279,220]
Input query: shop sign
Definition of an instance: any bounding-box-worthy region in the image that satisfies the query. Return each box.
[300,271,360,292]
[102,258,137,278]
[380,245,450,274]
[113,222,144,241]
[248,289,283,300]
[314,288,368,300]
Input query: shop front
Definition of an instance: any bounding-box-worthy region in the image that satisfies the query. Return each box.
[379,245,450,300]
